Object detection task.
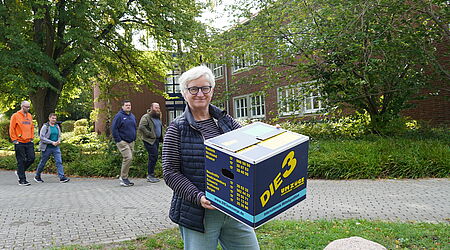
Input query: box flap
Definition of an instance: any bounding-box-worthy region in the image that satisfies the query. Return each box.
[206,122,284,152]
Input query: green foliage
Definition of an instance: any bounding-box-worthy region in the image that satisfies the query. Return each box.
[0,138,12,150]
[60,120,75,133]
[73,126,89,136]
[57,86,92,121]
[0,0,209,128]
[74,119,89,127]
[0,120,10,140]
[0,154,16,170]
[309,136,449,179]
[1,118,446,180]
[72,118,91,136]
[216,0,448,133]
[280,112,371,139]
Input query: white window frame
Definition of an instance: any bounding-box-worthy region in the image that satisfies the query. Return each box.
[165,75,180,93]
[206,63,224,78]
[232,53,261,73]
[277,81,323,116]
[233,94,265,119]
[234,96,248,119]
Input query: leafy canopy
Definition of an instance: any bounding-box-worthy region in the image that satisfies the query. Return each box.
[0,0,208,126]
[211,0,448,132]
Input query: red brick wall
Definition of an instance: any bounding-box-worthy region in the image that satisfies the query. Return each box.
[94,81,166,134]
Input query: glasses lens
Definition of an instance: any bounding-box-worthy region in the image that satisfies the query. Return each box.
[188,87,199,95]
[201,86,212,94]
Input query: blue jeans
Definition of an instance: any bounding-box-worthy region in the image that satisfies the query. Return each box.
[36,146,65,178]
[179,209,260,250]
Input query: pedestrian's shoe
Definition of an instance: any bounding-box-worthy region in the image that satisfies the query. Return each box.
[119,177,134,187]
[18,180,31,186]
[60,177,70,183]
[147,175,160,183]
[34,176,44,183]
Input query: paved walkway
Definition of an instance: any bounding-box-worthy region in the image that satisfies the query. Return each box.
[0,170,449,249]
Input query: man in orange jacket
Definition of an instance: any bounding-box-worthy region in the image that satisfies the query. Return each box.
[9,101,36,186]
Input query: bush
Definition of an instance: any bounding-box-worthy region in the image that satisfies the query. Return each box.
[308,136,450,179]
[278,112,371,139]
[74,119,89,127]
[0,138,13,150]
[73,126,89,136]
[60,120,75,132]
[0,120,10,141]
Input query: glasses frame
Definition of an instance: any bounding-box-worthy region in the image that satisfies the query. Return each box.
[187,86,212,95]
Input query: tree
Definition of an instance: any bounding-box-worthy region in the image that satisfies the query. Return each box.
[0,0,207,128]
[213,0,448,132]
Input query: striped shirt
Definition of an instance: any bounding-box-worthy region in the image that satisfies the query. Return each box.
[162,116,241,206]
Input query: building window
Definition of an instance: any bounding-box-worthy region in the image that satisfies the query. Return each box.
[206,63,224,78]
[233,94,265,119]
[165,72,180,94]
[232,53,261,73]
[234,96,248,118]
[277,82,323,116]
[167,109,184,124]
[251,95,265,117]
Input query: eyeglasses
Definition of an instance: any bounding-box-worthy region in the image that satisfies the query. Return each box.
[187,86,212,95]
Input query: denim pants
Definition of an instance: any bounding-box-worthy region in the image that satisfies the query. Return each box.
[143,140,159,176]
[14,142,36,181]
[36,146,65,178]
[179,209,260,250]
[116,141,134,179]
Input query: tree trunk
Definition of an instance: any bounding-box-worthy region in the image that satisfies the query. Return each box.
[30,78,62,129]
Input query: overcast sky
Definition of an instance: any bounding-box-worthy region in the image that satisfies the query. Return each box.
[199,0,237,31]
[133,0,240,50]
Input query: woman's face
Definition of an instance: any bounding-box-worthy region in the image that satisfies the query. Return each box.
[185,75,214,111]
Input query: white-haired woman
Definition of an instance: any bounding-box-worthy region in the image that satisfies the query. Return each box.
[162,66,260,249]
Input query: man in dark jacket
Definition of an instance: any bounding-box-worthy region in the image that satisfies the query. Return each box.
[138,102,164,183]
[112,100,136,187]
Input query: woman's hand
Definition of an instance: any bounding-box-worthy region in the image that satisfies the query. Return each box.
[200,195,216,210]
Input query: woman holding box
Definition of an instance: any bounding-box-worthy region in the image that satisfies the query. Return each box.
[162,66,259,250]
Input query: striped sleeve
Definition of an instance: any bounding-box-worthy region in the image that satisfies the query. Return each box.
[162,122,204,206]
[228,115,242,130]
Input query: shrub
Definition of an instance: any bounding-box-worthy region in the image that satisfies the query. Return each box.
[74,126,89,136]
[0,138,13,150]
[62,132,108,152]
[74,119,89,127]
[0,120,10,141]
[0,155,16,170]
[59,143,82,163]
[308,136,450,179]
[60,120,75,132]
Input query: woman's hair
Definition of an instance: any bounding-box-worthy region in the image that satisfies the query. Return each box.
[178,65,215,97]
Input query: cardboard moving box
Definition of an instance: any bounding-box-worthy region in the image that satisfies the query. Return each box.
[205,122,309,228]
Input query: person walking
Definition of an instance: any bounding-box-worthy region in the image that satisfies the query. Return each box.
[162,66,260,249]
[9,101,36,186]
[112,100,137,187]
[34,113,70,183]
[138,102,164,183]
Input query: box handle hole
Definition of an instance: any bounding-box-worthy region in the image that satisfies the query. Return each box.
[221,168,234,180]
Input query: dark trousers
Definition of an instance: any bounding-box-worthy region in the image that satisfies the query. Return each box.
[143,140,159,176]
[14,142,36,181]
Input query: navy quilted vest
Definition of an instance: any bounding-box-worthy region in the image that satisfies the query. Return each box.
[169,105,234,233]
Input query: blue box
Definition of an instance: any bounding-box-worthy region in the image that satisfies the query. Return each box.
[205,122,309,228]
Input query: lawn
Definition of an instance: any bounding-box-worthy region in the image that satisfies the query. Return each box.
[55,219,449,249]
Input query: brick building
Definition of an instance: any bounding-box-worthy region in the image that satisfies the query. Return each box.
[205,61,449,126]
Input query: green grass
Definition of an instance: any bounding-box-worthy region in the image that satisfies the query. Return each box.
[53,219,449,249]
